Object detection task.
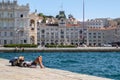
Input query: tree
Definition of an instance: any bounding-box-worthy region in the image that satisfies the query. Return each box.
[56,15,59,19]
[46,15,54,18]
[38,13,44,17]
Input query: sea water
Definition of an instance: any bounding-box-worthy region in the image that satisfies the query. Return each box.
[0,52,120,80]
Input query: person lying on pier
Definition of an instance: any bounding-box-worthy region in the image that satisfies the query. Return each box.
[9,56,44,68]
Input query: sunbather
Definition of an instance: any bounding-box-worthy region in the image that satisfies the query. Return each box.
[24,56,44,68]
[9,56,44,68]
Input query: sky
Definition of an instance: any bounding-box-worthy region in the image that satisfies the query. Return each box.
[18,0,120,21]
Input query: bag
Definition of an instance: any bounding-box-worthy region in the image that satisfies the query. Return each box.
[9,57,18,66]
[9,56,24,67]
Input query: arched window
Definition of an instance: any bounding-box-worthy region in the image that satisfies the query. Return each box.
[20,14,23,18]
[30,36,35,44]
[30,19,35,30]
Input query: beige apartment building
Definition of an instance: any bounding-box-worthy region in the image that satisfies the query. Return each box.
[37,11,83,46]
[83,26,120,47]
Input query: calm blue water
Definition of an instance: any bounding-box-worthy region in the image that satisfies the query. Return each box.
[0,52,120,80]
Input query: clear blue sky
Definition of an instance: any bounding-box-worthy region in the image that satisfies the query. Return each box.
[18,0,120,20]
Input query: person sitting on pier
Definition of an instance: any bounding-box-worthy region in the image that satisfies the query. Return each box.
[23,56,44,68]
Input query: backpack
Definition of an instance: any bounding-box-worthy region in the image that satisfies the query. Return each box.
[9,56,24,67]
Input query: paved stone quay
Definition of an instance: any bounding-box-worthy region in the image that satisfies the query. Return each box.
[0,58,111,80]
[0,47,120,52]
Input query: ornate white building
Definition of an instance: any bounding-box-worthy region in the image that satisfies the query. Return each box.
[0,0,37,45]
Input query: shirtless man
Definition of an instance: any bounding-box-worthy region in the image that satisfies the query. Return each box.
[10,56,45,68]
[30,56,44,68]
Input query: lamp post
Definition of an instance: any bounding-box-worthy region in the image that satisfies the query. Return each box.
[82,0,89,46]
[82,0,85,44]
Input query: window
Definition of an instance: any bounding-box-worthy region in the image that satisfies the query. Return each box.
[79,30,82,34]
[61,30,64,34]
[71,28,73,31]
[10,40,13,44]
[89,40,92,42]
[51,33,54,35]
[51,36,54,39]
[37,28,40,30]
[61,35,64,38]
[56,29,58,31]
[20,14,23,18]
[66,36,69,38]
[84,33,86,35]
[93,40,96,42]
[98,43,101,46]
[50,28,53,31]
[89,36,91,38]
[20,32,24,36]
[93,36,96,38]
[46,33,49,35]
[4,40,7,44]
[93,33,96,35]
[41,30,45,33]
[98,40,101,42]
[55,36,58,38]
[10,32,13,36]
[41,35,45,38]
[10,14,13,18]
[98,33,101,35]
[4,32,7,36]
[98,36,101,38]
[21,40,23,44]
[31,28,34,30]
[89,33,91,35]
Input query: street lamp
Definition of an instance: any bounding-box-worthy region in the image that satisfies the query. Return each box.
[82,0,85,45]
[82,0,89,46]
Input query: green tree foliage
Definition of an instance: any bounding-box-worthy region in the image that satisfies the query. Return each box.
[46,15,54,18]
[4,44,37,48]
[38,13,44,17]
[56,15,59,18]
[38,13,54,23]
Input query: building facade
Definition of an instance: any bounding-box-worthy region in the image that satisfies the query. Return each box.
[0,1,120,47]
[83,26,120,47]
[37,11,83,46]
[0,0,37,45]
[37,24,83,46]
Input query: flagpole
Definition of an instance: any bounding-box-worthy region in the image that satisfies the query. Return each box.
[82,0,85,44]
[83,0,84,27]
[83,0,89,46]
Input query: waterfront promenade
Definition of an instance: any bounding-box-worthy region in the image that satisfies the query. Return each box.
[0,58,111,80]
[0,47,120,52]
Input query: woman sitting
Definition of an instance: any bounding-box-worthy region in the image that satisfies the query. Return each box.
[23,56,44,68]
